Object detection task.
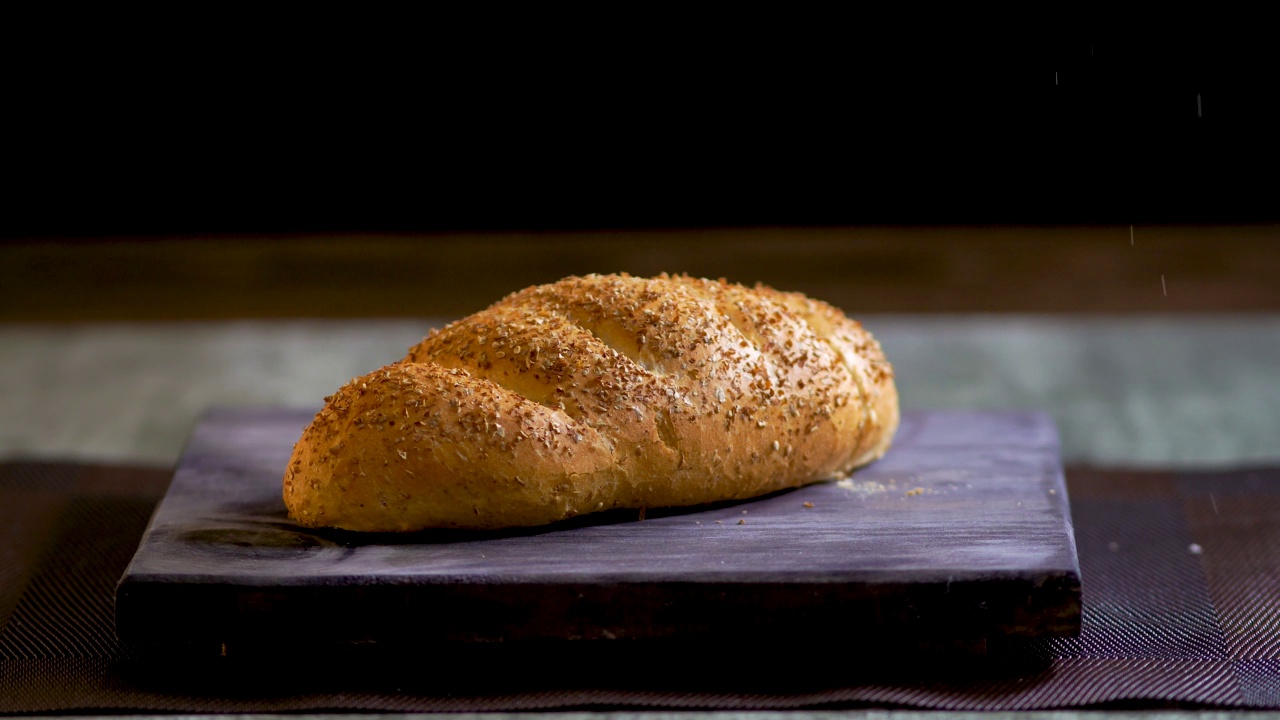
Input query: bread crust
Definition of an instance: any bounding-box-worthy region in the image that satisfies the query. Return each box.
[283,273,898,531]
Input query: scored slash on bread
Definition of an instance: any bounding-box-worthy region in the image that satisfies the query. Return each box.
[283,273,899,531]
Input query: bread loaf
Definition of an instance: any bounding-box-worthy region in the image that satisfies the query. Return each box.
[283,273,898,531]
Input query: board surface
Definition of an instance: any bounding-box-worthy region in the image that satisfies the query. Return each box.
[116,407,1080,648]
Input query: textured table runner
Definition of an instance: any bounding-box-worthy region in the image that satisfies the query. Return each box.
[2,461,1278,712]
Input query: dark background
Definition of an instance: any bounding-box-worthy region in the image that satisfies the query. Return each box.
[4,23,1277,239]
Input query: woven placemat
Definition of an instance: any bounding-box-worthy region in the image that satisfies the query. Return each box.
[2,461,1278,712]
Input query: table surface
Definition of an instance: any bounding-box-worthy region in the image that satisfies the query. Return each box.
[5,290,1279,717]
[3,315,1278,469]
[5,316,1280,718]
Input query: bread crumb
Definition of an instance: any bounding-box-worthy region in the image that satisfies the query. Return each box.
[803,501,814,508]
[906,487,925,496]
[737,519,746,525]
[837,478,889,496]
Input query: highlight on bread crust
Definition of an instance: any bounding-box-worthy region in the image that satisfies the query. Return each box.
[283,273,898,531]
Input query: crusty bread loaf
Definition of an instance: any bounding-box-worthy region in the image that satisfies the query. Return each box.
[283,273,898,531]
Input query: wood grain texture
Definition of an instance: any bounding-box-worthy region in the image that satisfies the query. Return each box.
[6,224,1279,322]
[116,407,1081,648]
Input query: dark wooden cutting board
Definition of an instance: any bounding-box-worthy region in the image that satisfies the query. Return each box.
[116,407,1080,651]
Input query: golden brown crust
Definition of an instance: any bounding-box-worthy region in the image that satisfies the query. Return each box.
[283,273,898,531]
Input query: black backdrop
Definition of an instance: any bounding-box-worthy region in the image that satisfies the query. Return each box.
[4,22,1276,238]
